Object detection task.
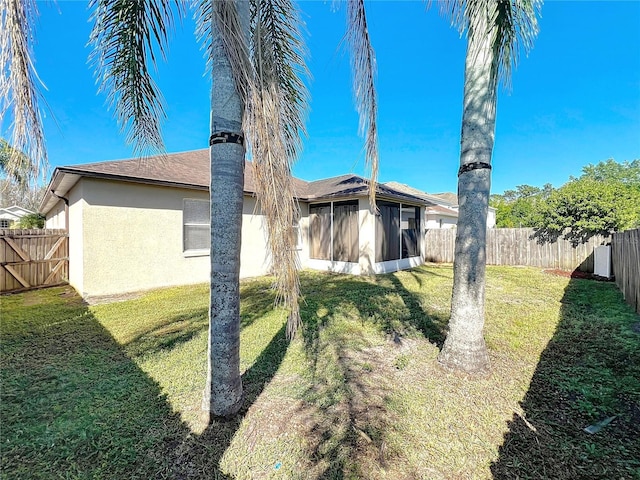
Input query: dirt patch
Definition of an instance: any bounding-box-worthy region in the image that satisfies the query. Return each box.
[84,292,144,305]
[543,269,612,281]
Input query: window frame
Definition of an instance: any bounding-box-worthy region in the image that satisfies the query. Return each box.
[376,201,421,262]
[309,200,359,263]
[183,198,210,256]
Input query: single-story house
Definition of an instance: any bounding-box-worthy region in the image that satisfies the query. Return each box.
[384,182,497,229]
[0,205,34,228]
[41,149,442,298]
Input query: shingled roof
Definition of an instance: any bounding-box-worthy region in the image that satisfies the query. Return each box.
[41,149,427,213]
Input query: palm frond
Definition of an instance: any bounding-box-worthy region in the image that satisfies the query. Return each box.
[197,0,252,98]
[251,0,309,159]
[439,0,541,87]
[0,0,46,185]
[88,0,184,157]
[345,0,379,208]
[248,0,309,339]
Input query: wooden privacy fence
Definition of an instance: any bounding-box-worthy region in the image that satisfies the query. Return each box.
[424,228,610,272]
[0,229,69,293]
[611,228,639,314]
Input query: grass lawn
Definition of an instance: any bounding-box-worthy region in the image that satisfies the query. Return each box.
[1,265,639,479]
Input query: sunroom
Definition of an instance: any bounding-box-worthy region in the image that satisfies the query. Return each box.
[303,178,427,275]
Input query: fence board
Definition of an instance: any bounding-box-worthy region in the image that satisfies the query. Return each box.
[612,228,640,314]
[425,228,610,272]
[0,229,69,293]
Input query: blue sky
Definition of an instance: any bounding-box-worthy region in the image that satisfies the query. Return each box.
[12,0,640,194]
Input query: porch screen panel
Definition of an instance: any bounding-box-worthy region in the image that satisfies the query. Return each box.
[310,203,331,260]
[375,201,400,262]
[401,205,420,258]
[333,201,359,262]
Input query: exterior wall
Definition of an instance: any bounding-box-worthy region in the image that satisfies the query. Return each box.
[68,178,270,298]
[373,256,423,274]
[45,200,66,229]
[49,175,432,297]
[240,196,271,278]
[425,215,457,229]
[358,197,377,275]
[68,181,85,294]
[297,202,310,266]
[487,208,496,228]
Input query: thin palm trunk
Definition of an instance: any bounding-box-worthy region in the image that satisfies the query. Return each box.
[438,13,495,374]
[201,0,248,418]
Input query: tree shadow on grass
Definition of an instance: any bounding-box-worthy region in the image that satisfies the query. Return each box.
[490,278,640,479]
[1,286,288,480]
[119,280,279,359]
[295,270,447,477]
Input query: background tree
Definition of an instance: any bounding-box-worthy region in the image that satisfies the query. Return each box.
[538,159,640,238]
[1,138,45,211]
[437,0,542,374]
[581,158,640,185]
[18,212,45,228]
[490,183,552,228]
[0,178,46,210]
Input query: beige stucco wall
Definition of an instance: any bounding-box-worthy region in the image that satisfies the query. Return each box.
[61,178,270,298]
[45,200,66,229]
[425,215,457,229]
[297,202,310,267]
[68,181,85,294]
[487,208,496,228]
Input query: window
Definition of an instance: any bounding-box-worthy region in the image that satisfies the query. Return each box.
[333,201,359,262]
[376,201,400,262]
[376,201,420,262]
[401,205,420,258]
[183,199,210,253]
[310,203,331,260]
[0,219,10,229]
[309,200,359,262]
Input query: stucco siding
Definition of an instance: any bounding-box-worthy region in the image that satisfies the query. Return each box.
[297,202,310,267]
[358,197,376,274]
[425,216,457,229]
[45,200,66,229]
[240,196,271,278]
[487,208,496,228]
[77,179,271,297]
[68,181,85,294]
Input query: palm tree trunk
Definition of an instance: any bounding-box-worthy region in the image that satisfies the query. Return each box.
[202,0,248,419]
[438,15,496,374]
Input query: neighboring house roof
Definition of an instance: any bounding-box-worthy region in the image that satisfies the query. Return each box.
[0,205,34,220]
[425,204,458,217]
[386,183,496,214]
[430,192,496,213]
[384,181,454,207]
[41,149,427,214]
[430,192,459,205]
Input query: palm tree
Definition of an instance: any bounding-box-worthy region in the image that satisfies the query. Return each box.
[437,0,542,374]
[2,0,379,418]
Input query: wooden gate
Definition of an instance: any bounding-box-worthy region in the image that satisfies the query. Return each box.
[0,229,69,293]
